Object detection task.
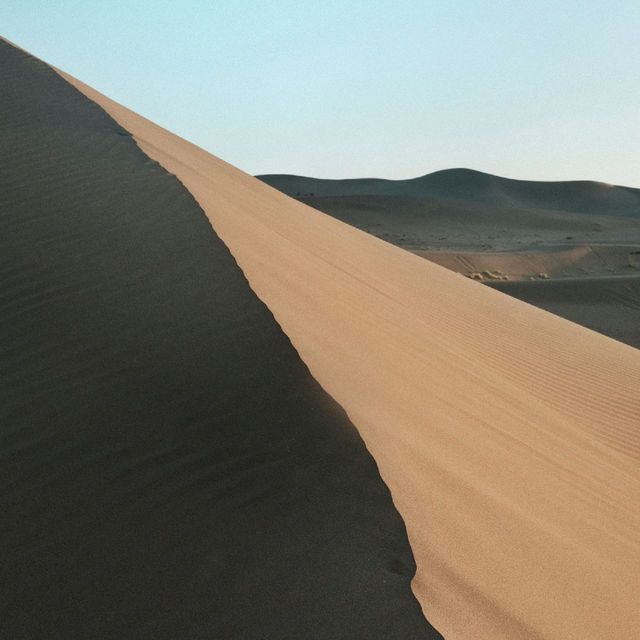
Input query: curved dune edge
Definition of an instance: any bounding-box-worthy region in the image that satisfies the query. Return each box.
[1,38,442,638]
[55,69,640,639]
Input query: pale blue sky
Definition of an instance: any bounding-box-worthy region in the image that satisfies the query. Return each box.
[3,1,639,185]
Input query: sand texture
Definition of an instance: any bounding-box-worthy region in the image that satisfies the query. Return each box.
[54,54,640,639]
[490,274,640,348]
[260,173,640,349]
[0,39,441,639]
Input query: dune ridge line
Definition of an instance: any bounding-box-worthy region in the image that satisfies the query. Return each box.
[51,60,640,639]
[0,38,444,638]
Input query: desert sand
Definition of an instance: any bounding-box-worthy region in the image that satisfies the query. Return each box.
[0,39,439,639]
[260,172,640,348]
[56,56,640,640]
[3,37,640,639]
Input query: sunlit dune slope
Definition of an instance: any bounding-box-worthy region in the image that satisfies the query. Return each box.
[257,174,640,349]
[57,65,640,639]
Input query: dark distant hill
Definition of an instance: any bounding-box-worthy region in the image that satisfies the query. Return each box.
[258,168,640,217]
[257,169,640,251]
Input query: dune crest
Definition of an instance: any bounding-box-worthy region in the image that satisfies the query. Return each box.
[56,69,640,638]
[1,39,441,638]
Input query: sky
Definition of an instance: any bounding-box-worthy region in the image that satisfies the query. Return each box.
[3,1,639,186]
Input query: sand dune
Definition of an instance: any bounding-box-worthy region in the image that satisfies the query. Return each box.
[260,169,640,214]
[50,53,640,639]
[259,171,640,250]
[259,170,640,248]
[260,174,640,349]
[259,191,635,249]
[4,37,640,639]
[418,244,640,280]
[0,39,439,639]
[490,274,640,349]
[416,247,640,348]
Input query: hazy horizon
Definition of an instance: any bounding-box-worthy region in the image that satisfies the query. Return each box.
[3,1,639,187]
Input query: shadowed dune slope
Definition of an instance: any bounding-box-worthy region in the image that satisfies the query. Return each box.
[0,40,442,639]
[53,49,640,639]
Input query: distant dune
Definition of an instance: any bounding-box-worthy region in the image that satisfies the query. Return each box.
[259,169,640,214]
[257,170,640,252]
[259,172,640,348]
[3,37,640,640]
